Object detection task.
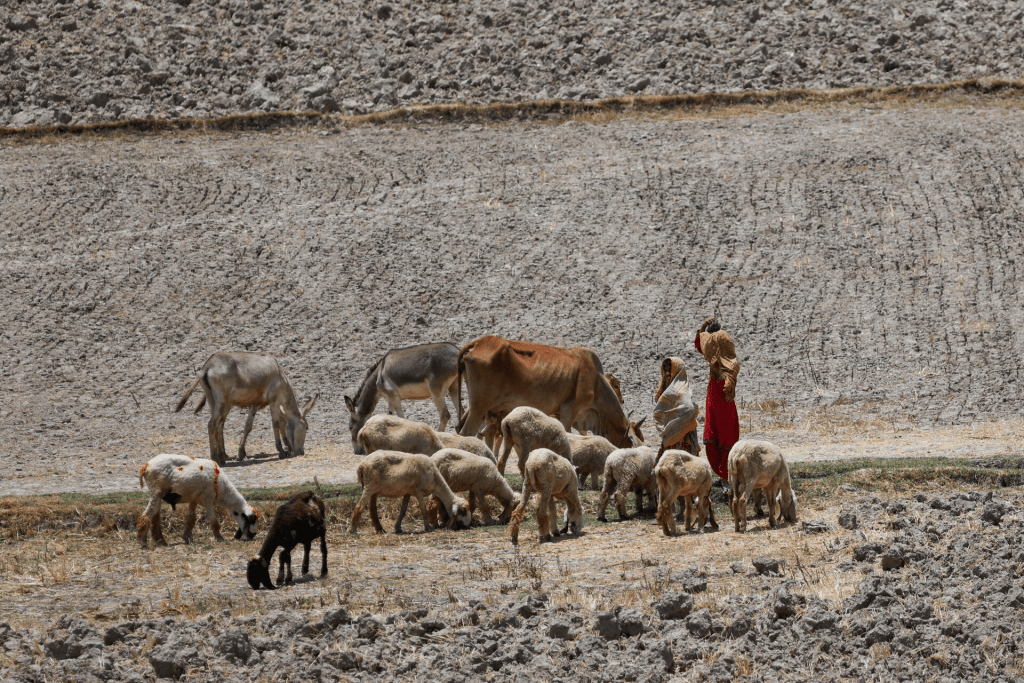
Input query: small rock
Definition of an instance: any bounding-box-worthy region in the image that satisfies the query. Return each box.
[838,510,858,529]
[6,16,38,31]
[627,76,651,92]
[980,502,1005,525]
[217,627,252,663]
[548,619,575,640]
[801,518,829,533]
[654,592,694,620]
[752,557,782,575]
[880,547,906,571]
[592,611,620,640]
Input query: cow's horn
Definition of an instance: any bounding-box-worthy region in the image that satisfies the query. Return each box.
[634,415,647,429]
[279,405,286,415]
[627,409,635,421]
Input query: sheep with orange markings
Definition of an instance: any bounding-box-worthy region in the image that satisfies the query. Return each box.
[137,453,259,548]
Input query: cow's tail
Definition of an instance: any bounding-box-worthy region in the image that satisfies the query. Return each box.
[174,374,202,413]
[455,341,474,431]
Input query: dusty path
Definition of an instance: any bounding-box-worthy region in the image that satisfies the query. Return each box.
[3,99,1024,496]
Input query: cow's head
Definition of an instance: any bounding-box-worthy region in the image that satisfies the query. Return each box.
[344,395,369,455]
[610,410,646,447]
[283,395,317,457]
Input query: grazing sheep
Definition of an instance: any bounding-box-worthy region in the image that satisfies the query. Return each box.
[596,447,658,522]
[496,406,572,476]
[350,450,472,534]
[247,491,327,590]
[137,453,259,548]
[509,448,583,545]
[728,439,798,533]
[426,448,521,526]
[566,433,617,490]
[654,450,718,536]
[435,431,496,463]
[356,414,444,456]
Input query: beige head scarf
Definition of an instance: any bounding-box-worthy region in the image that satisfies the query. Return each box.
[653,357,699,449]
[698,318,740,403]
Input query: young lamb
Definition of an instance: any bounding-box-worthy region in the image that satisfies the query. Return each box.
[566,433,617,490]
[596,447,658,522]
[425,448,521,526]
[509,448,584,545]
[496,406,573,476]
[654,449,718,536]
[350,450,472,534]
[247,491,327,590]
[728,439,798,533]
[137,453,259,548]
[435,431,497,463]
[356,414,444,456]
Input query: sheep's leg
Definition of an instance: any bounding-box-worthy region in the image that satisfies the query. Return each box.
[765,485,780,528]
[301,541,312,575]
[350,489,372,534]
[205,502,224,541]
[278,547,292,584]
[548,497,560,537]
[614,486,629,521]
[319,531,328,577]
[476,492,496,525]
[495,432,514,476]
[183,503,198,544]
[394,494,411,534]
[536,483,554,543]
[369,494,386,534]
[655,482,674,537]
[596,474,615,522]
[509,475,535,545]
[238,406,257,461]
[415,494,433,533]
[138,495,164,548]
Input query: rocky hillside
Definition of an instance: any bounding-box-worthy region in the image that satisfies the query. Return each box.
[2,0,1022,127]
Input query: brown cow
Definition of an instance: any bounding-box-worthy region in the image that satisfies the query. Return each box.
[455,336,642,448]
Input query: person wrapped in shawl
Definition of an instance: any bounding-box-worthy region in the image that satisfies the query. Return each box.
[694,317,740,481]
[653,357,700,460]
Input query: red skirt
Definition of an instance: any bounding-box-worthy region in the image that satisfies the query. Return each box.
[704,376,739,480]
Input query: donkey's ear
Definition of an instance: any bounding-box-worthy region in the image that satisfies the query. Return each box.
[344,396,356,413]
[302,394,318,417]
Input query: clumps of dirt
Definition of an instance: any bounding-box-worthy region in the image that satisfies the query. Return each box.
[1,0,1022,128]
[2,488,1022,681]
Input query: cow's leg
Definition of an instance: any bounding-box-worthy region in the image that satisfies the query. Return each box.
[238,406,257,460]
[458,407,486,439]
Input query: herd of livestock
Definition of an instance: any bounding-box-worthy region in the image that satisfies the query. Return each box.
[137,335,798,589]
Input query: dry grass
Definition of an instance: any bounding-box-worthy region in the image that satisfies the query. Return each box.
[1,454,1019,634]
[2,78,1023,146]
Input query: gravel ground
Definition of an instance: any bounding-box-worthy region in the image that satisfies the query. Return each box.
[3,101,1024,496]
[2,490,1023,682]
[1,0,1023,127]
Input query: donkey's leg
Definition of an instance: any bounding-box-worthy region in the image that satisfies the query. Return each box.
[238,406,257,460]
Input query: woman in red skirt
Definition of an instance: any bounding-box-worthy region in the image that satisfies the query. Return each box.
[694,317,740,482]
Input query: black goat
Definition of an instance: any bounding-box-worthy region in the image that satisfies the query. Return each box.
[246,491,327,590]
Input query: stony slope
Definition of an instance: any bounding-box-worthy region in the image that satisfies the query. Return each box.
[2,102,1024,493]
[1,0,1023,126]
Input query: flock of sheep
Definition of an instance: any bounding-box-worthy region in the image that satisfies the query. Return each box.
[136,337,798,590]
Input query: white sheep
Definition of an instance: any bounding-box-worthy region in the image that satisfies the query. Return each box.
[350,450,472,534]
[136,453,259,548]
[356,414,445,456]
[596,447,658,522]
[435,431,497,463]
[728,439,798,533]
[509,448,583,545]
[654,449,718,536]
[496,406,572,476]
[566,433,616,490]
[426,448,521,526]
